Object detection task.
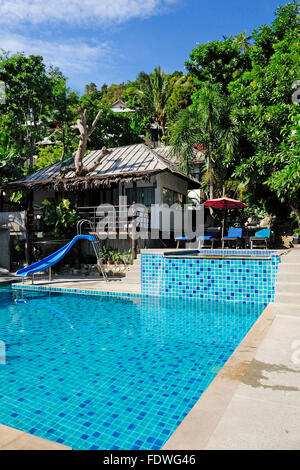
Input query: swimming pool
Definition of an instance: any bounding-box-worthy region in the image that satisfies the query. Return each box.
[0,287,266,450]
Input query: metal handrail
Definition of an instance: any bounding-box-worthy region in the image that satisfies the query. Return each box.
[77,219,108,281]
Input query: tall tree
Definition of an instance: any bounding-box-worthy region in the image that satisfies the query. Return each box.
[185,37,247,93]
[165,75,197,125]
[234,30,252,53]
[133,66,174,137]
[171,84,239,199]
[230,1,300,216]
[0,53,55,166]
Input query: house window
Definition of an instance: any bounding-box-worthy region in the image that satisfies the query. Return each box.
[126,187,155,206]
[162,188,184,206]
[193,169,201,181]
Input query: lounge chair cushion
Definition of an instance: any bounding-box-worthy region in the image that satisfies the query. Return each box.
[175,235,194,241]
[197,232,219,240]
[250,228,271,239]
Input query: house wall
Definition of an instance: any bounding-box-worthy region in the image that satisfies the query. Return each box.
[30,171,190,253]
[151,172,188,234]
[156,172,188,204]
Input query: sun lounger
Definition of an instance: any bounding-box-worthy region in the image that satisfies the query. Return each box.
[222,227,242,249]
[250,228,271,249]
[197,228,220,249]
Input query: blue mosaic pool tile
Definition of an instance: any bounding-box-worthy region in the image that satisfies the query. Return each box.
[0,288,266,450]
[141,250,280,303]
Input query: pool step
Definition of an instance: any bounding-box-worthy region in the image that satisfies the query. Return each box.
[274,291,300,305]
[274,249,300,316]
[273,302,300,317]
[277,263,300,273]
[281,256,300,264]
[276,271,300,283]
[276,281,300,293]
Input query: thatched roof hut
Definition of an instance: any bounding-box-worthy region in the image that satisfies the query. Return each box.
[3,144,201,192]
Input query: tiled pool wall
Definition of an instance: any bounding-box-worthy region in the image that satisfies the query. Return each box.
[141,250,281,304]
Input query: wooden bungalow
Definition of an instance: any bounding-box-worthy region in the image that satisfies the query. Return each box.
[1,143,202,262]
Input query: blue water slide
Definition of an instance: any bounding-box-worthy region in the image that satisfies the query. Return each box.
[15,235,95,277]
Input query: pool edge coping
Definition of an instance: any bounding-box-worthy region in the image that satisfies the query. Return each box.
[163,302,275,450]
[11,283,142,298]
[0,423,71,450]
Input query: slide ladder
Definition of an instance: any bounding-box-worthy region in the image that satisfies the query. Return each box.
[77,220,108,281]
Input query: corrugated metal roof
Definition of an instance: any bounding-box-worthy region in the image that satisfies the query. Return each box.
[12,143,203,187]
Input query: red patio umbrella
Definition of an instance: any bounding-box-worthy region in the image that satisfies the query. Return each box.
[203,197,247,238]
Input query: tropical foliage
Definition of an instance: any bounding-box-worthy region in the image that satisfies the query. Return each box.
[0,1,299,227]
[171,84,239,198]
[40,198,79,238]
[172,1,300,224]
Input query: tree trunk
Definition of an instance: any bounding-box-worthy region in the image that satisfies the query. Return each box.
[209,157,214,199]
[70,107,103,176]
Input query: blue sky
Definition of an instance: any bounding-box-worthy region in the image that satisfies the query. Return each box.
[0,0,285,93]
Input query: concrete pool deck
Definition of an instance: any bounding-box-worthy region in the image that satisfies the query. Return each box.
[0,424,71,450]
[6,274,142,294]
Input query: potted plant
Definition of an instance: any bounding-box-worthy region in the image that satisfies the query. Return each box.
[99,245,112,264]
[292,228,300,245]
[106,249,115,265]
[112,251,122,265]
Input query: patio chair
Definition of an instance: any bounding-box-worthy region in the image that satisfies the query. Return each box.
[222,227,243,249]
[250,228,271,249]
[197,227,220,249]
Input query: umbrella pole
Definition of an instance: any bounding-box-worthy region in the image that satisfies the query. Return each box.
[222,209,226,238]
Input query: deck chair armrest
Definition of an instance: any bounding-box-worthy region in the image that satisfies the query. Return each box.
[250,237,268,241]
[222,237,240,240]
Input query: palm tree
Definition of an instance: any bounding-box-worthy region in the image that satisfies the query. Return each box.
[135,66,179,138]
[234,30,251,53]
[171,84,239,199]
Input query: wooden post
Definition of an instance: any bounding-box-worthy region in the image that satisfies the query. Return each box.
[131,181,137,260]
[25,190,33,266]
[74,191,79,209]
[25,210,30,266]
[0,189,3,212]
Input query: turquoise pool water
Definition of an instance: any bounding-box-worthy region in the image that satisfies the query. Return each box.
[0,288,266,449]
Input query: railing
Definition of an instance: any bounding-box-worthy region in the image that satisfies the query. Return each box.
[0,211,26,234]
[76,205,150,237]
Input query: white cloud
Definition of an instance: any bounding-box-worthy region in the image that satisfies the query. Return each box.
[0,32,111,75]
[0,0,178,26]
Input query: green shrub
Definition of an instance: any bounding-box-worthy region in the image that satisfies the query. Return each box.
[40,198,79,238]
